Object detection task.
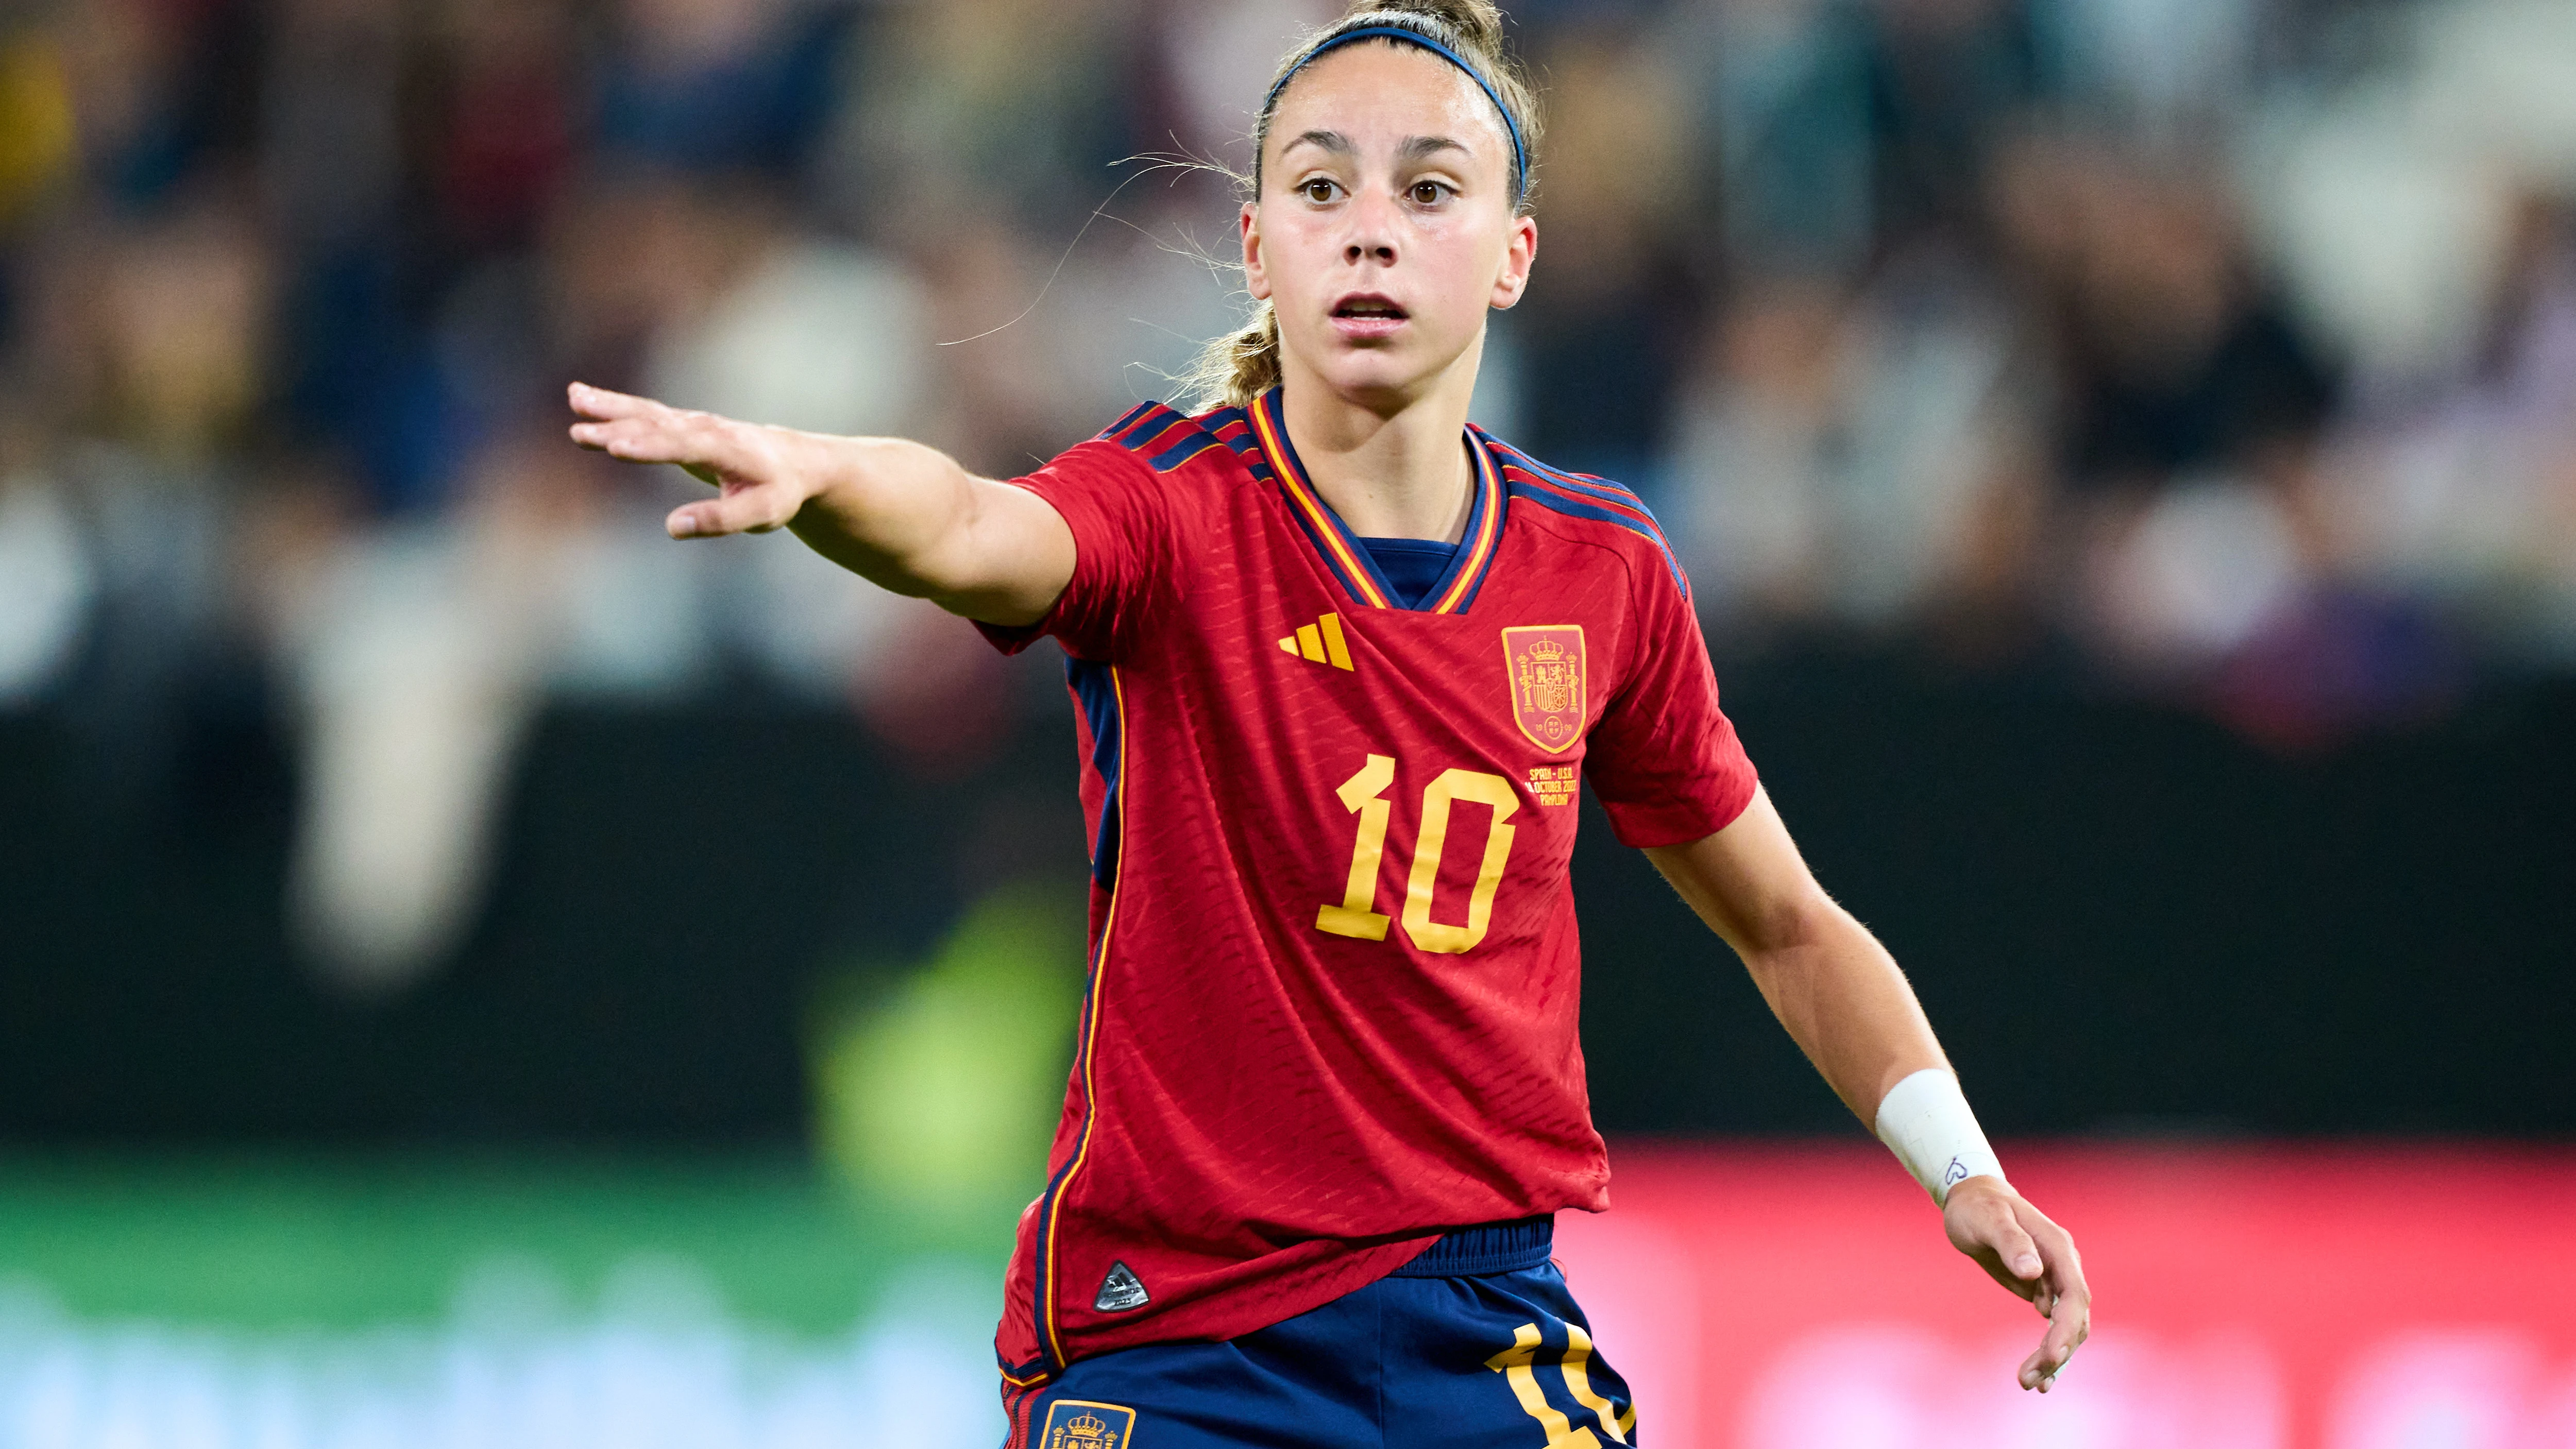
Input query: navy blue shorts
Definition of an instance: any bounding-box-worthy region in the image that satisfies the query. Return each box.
[1000,1218,1638,1448]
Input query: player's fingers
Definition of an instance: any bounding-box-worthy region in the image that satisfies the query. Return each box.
[566,381,661,421]
[1963,1241,2042,1304]
[569,416,661,457]
[2024,1213,2090,1309]
[2021,1285,2091,1391]
[566,392,799,536]
[578,413,766,485]
[569,414,701,464]
[667,483,799,538]
[2020,1340,2070,1392]
[2019,1225,2091,1392]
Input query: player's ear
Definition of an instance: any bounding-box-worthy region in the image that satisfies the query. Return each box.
[1242,201,1274,303]
[1488,214,1536,311]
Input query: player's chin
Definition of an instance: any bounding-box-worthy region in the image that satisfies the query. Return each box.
[1310,343,1451,404]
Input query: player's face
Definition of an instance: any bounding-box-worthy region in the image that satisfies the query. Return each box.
[1245,43,1537,409]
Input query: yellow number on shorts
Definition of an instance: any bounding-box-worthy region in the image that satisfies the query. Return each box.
[1486,1321,1634,1446]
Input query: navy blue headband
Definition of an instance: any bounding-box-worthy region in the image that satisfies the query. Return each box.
[1263,24,1529,205]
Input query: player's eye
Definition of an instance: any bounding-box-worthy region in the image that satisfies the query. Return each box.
[1410,181,1450,206]
[1299,178,1340,203]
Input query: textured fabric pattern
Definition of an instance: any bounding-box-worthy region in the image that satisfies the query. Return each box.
[978,390,1757,1380]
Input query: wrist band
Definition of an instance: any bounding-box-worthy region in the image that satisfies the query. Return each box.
[1874,1068,2006,1206]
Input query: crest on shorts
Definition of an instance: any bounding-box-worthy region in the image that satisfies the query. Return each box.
[1502,626,1587,754]
[1042,1401,1136,1449]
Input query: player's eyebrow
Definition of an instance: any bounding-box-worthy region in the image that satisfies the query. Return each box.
[1395,135,1472,165]
[1282,130,1356,161]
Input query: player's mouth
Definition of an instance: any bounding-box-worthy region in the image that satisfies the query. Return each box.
[1329,293,1409,342]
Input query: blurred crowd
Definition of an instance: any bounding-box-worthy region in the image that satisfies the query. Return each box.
[3,0,2574,981]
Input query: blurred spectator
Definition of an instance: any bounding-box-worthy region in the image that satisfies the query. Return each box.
[259,0,406,253]
[0,408,95,706]
[2040,0,2261,139]
[833,0,1132,237]
[1512,21,1701,488]
[2329,190,2576,669]
[426,0,579,259]
[595,0,843,177]
[1664,253,2040,640]
[2003,145,2335,492]
[14,194,264,803]
[1863,0,2041,250]
[54,0,259,209]
[643,219,930,452]
[1158,0,1340,169]
[1673,0,1876,277]
[0,22,79,231]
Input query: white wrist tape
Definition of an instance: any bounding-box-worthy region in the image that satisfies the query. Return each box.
[1874,1068,2006,1206]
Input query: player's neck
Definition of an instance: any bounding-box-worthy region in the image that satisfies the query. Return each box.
[1276,356,1477,544]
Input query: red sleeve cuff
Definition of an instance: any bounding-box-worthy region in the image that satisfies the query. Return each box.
[1597,765,1759,849]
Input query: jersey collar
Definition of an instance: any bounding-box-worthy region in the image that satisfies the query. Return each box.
[1245,386,1506,615]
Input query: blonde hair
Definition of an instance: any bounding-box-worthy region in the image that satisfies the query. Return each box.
[1179,0,1543,413]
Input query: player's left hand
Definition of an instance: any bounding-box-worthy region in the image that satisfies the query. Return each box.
[1941,1176,2090,1392]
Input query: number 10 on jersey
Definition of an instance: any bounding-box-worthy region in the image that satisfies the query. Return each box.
[1316,754,1521,954]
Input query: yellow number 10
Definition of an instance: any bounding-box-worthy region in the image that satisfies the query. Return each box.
[1316,754,1521,954]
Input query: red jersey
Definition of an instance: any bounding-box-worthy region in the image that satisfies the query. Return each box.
[978,387,1758,1383]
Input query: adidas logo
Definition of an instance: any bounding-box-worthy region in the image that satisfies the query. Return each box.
[1278,612,1354,671]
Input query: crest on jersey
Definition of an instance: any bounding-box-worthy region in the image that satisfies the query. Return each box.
[1503,626,1588,754]
[1042,1401,1137,1449]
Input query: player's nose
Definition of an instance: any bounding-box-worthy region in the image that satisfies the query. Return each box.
[1343,188,1399,266]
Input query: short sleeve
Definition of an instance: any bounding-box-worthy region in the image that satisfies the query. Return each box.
[1583,566,1759,848]
[973,439,1172,663]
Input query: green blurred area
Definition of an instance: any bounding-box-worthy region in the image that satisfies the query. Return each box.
[809,881,1084,1215]
[0,1151,1008,1332]
[0,884,1087,1334]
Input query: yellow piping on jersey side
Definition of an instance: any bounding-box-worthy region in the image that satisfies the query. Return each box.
[1041,666,1127,1367]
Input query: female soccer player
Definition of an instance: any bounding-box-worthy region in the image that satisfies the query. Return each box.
[570,2,2089,1442]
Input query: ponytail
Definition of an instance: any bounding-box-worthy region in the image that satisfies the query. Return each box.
[1180,301,1284,416]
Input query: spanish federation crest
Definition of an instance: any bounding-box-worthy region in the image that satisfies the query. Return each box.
[1042,1400,1137,1449]
[1502,626,1587,754]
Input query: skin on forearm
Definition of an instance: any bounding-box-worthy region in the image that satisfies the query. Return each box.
[779,435,1070,625]
[1642,787,1949,1123]
[1649,788,2090,1392]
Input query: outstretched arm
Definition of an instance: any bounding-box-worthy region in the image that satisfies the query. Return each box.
[565,383,1076,626]
[1642,787,2092,1393]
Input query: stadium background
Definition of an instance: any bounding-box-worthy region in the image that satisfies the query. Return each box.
[1,0,2571,1442]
